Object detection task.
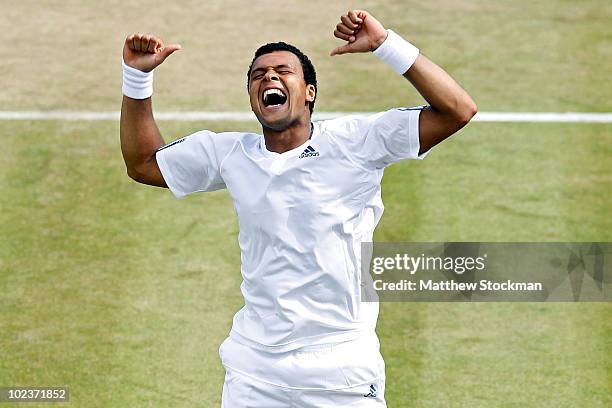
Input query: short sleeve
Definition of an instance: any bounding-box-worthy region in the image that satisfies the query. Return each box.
[326,106,429,170]
[155,130,238,199]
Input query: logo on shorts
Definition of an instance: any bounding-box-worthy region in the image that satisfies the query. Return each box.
[299,145,319,158]
[364,384,377,398]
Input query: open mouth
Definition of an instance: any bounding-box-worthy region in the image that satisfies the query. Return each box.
[262,88,287,108]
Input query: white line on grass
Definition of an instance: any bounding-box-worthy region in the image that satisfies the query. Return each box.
[0,111,611,123]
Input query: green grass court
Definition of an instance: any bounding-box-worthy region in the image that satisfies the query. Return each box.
[1,1,610,407]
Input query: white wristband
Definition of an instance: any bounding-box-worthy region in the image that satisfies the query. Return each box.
[122,60,154,99]
[373,29,419,75]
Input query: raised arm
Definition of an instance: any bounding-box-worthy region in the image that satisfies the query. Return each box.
[120,33,181,187]
[330,10,477,154]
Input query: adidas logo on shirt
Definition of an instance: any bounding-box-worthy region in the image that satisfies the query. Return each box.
[299,145,319,158]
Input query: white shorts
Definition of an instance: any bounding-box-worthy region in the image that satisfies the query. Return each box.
[219,332,387,407]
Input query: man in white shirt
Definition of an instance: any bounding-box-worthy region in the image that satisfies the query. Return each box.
[120,9,476,407]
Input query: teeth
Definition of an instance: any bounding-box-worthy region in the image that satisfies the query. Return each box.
[263,88,286,103]
[264,89,285,97]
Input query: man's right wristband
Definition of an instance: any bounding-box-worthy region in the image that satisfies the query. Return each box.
[373,29,420,75]
[122,60,154,99]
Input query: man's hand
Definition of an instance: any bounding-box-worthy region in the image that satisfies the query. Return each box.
[123,33,181,72]
[330,10,388,56]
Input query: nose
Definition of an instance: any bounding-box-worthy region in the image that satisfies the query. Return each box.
[263,69,279,82]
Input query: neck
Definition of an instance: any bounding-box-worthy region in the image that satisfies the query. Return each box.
[262,113,312,153]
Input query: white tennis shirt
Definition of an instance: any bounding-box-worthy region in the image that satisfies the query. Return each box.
[156,107,428,352]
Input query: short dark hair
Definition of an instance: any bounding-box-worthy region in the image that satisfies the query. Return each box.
[247,42,317,114]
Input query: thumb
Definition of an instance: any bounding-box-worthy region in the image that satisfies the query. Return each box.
[330,43,353,56]
[158,43,181,62]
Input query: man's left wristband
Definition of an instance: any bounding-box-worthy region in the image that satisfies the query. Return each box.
[122,60,154,99]
[373,29,420,75]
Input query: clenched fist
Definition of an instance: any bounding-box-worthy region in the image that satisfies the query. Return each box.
[330,10,388,56]
[123,33,181,72]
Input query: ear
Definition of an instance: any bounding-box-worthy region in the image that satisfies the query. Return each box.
[306,84,316,102]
